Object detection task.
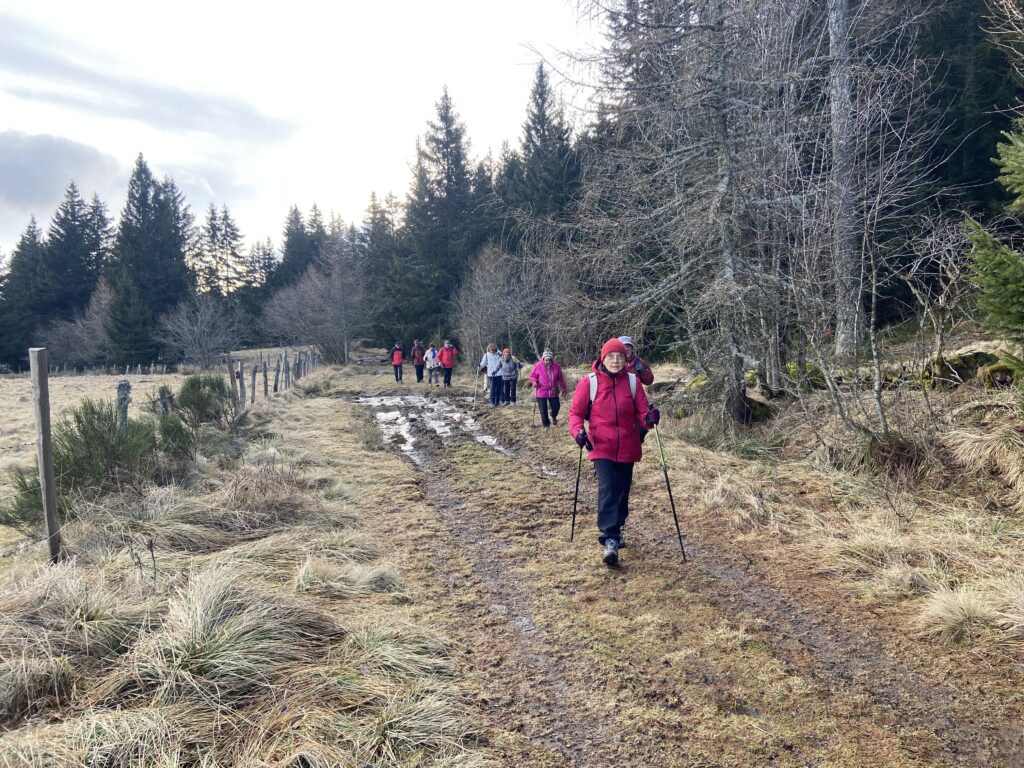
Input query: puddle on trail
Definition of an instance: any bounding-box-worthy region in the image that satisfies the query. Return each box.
[359,395,514,462]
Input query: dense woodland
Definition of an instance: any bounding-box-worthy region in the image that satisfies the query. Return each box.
[2,0,1024,419]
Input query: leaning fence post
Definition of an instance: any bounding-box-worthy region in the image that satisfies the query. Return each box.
[226,355,239,405]
[116,380,132,431]
[29,349,63,564]
[237,361,246,406]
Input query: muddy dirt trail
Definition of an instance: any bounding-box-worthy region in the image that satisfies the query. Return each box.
[304,381,1024,767]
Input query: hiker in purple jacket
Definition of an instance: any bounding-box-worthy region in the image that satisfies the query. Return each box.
[529,348,567,430]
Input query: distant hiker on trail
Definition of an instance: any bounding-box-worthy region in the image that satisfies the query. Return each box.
[411,340,426,383]
[425,343,441,386]
[619,336,654,386]
[496,348,523,406]
[479,344,503,407]
[529,348,566,429]
[385,342,404,382]
[438,340,459,388]
[569,337,660,566]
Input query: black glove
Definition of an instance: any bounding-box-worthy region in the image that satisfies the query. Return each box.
[575,429,593,450]
[634,361,645,374]
[645,406,661,427]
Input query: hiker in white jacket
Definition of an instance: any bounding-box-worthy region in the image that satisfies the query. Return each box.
[425,343,442,386]
[479,344,503,407]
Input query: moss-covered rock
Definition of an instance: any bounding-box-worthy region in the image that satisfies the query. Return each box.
[923,351,1000,389]
[785,361,826,390]
[687,374,709,390]
[977,362,1017,389]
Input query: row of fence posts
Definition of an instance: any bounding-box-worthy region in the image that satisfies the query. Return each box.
[36,363,171,376]
[224,349,320,407]
[23,347,321,565]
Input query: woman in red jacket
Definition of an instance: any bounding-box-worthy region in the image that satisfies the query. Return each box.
[568,338,660,566]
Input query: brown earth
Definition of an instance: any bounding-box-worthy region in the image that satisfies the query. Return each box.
[277,366,1024,768]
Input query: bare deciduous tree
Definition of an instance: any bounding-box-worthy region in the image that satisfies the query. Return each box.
[157,295,242,369]
[36,279,114,366]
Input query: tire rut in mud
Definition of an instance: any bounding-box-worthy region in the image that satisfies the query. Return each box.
[358,391,623,765]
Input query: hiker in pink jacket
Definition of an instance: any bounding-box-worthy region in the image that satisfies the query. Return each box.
[568,337,660,566]
[529,348,567,430]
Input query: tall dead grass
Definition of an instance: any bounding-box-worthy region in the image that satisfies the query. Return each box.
[0,383,490,766]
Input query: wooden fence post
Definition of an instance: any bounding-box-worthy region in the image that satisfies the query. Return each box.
[250,363,257,405]
[29,349,63,564]
[237,361,246,405]
[273,356,282,393]
[284,350,290,388]
[226,355,239,405]
[116,380,132,430]
[158,386,171,416]
[263,360,269,399]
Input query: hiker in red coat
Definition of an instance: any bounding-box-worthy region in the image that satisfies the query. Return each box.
[528,348,566,429]
[385,342,404,383]
[569,337,660,566]
[618,335,654,386]
[411,340,426,383]
[437,340,460,388]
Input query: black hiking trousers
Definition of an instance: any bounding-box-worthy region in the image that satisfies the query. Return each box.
[393,364,403,382]
[538,396,560,427]
[415,364,424,382]
[593,459,634,545]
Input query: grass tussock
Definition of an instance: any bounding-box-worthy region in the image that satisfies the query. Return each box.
[295,558,402,599]
[943,425,1024,504]
[916,586,998,644]
[701,475,782,532]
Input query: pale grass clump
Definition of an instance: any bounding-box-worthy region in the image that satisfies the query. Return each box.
[869,563,939,599]
[702,475,781,532]
[991,574,1024,638]
[344,623,454,682]
[98,567,342,707]
[0,707,182,767]
[294,558,402,599]
[830,527,916,575]
[943,425,1024,505]
[916,586,998,644]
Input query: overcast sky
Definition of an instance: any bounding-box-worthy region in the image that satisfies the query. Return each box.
[0,1,601,259]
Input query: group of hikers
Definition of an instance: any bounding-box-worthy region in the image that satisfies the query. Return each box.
[384,340,460,387]
[382,335,662,567]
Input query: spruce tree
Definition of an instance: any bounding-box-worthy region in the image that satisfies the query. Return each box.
[38,182,104,321]
[273,206,314,288]
[967,119,1024,346]
[0,218,45,365]
[519,63,579,218]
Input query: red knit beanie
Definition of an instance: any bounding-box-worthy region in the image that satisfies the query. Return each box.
[600,338,628,360]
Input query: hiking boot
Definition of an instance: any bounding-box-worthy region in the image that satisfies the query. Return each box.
[602,539,620,566]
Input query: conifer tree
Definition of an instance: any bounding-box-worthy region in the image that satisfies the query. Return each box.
[519,63,579,218]
[967,119,1024,346]
[37,182,105,321]
[273,206,314,288]
[0,217,45,365]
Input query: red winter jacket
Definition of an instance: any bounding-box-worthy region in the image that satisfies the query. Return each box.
[626,355,654,386]
[412,345,426,365]
[390,348,404,365]
[438,345,459,368]
[568,361,652,463]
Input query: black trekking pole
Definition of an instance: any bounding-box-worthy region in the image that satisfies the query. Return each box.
[570,444,583,542]
[653,422,687,561]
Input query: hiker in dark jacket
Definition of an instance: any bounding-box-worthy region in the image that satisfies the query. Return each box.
[618,335,654,386]
[529,348,566,429]
[385,342,404,382]
[568,338,660,566]
[411,340,426,383]
[496,348,523,405]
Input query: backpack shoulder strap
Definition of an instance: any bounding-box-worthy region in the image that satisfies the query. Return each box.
[628,373,637,400]
[588,372,598,403]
